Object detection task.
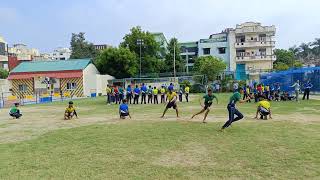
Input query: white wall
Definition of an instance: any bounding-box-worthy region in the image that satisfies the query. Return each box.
[96,75,114,95]
[83,63,100,97]
[0,79,11,97]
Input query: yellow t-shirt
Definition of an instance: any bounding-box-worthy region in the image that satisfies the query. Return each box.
[167,92,177,101]
[257,100,270,109]
[185,87,190,93]
[65,106,75,113]
[160,88,166,94]
[246,87,250,94]
[153,89,158,95]
[106,87,111,94]
[265,86,270,91]
[261,86,265,92]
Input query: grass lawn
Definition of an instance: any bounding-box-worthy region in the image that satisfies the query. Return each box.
[0,93,319,179]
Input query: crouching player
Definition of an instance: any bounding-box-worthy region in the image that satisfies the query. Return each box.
[255,96,272,120]
[119,99,131,119]
[64,101,78,120]
[161,87,179,118]
[9,103,22,119]
[191,89,218,123]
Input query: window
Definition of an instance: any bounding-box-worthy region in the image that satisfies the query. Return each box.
[60,57,66,60]
[60,53,63,55]
[18,84,27,92]
[218,47,226,54]
[203,48,210,55]
[67,83,77,90]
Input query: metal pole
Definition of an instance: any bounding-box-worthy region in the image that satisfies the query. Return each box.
[173,40,176,78]
[139,41,142,78]
[186,48,189,74]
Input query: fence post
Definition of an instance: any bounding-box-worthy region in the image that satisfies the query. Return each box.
[1,92,3,109]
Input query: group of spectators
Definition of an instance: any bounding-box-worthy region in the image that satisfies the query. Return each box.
[105,83,190,105]
[237,80,313,102]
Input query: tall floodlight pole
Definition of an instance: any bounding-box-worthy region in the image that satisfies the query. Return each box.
[137,39,144,79]
[186,48,189,74]
[173,39,176,78]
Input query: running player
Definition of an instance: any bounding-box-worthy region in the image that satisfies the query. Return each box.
[191,89,218,123]
[221,88,251,130]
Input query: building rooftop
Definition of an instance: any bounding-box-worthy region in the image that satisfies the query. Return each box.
[11,59,91,73]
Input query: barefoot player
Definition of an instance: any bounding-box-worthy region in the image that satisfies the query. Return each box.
[161,86,179,118]
[191,89,218,123]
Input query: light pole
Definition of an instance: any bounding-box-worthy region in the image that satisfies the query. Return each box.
[173,39,176,78]
[186,48,189,74]
[137,39,144,78]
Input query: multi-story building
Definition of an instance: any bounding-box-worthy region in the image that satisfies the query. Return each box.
[8,43,40,61]
[94,44,111,51]
[48,47,71,60]
[0,35,9,70]
[179,41,198,72]
[228,22,276,80]
[178,22,276,80]
[152,32,169,59]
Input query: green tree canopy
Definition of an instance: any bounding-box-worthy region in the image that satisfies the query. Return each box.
[274,49,296,67]
[195,56,226,81]
[0,68,9,79]
[70,32,98,59]
[274,62,289,71]
[95,47,138,79]
[120,26,162,74]
[164,38,184,72]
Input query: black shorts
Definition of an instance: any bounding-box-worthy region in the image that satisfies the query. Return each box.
[166,101,177,109]
[204,103,212,110]
[259,107,269,116]
[66,112,74,117]
[120,112,129,117]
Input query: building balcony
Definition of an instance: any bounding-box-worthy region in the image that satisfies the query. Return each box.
[180,51,196,56]
[235,40,275,48]
[236,55,276,62]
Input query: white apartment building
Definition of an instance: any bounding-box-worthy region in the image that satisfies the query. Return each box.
[48,47,71,60]
[8,43,40,61]
[0,35,9,70]
[227,22,276,79]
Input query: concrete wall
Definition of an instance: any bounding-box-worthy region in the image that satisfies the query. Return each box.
[96,74,114,95]
[0,79,11,97]
[83,63,100,97]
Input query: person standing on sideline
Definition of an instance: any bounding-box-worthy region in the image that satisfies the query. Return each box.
[141,83,147,104]
[153,87,159,104]
[291,80,300,101]
[126,85,132,104]
[215,83,220,93]
[178,87,183,102]
[233,82,239,92]
[184,85,190,102]
[221,88,251,131]
[160,86,166,103]
[302,80,313,100]
[106,85,112,105]
[114,86,119,104]
[147,85,153,104]
[133,85,140,104]
[118,86,124,103]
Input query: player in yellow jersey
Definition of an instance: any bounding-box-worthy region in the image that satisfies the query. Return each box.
[160,86,166,103]
[255,96,272,120]
[184,85,190,102]
[64,101,78,120]
[161,86,179,118]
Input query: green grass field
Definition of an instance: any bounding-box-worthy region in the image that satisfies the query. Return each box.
[0,93,319,179]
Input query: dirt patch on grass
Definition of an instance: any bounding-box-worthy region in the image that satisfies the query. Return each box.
[153,142,213,167]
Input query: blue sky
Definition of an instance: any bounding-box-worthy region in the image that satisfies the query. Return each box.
[1,0,320,52]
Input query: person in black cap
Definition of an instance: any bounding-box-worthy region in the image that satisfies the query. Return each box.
[64,101,78,120]
[9,103,22,119]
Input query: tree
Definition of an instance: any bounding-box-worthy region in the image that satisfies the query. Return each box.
[274,49,296,67]
[70,32,98,59]
[120,26,162,74]
[274,62,289,71]
[0,68,9,79]
[164,38,184,72]
[293,60,303,68]
[195,56,226,81]
[95,47,138,79]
